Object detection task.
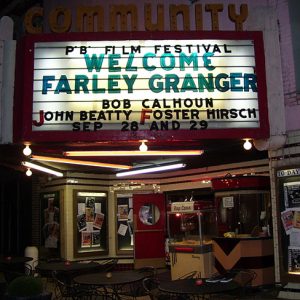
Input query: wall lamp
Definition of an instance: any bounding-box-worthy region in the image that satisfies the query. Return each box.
[139,141,148,152]
[243,139,252,150]
[116,163,186,177]
[23,144,32,156]
[64,150,203,157]
[22,161,64,177]
[26,168,32,177]
[31,155,132,170]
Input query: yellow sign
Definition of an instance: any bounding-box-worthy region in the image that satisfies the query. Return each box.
[24,3,248,34]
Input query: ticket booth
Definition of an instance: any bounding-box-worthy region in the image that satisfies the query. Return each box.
[211,176,274,286]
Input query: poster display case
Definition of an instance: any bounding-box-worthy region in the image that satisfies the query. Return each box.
[167,201,217,280]
[116,194,134,255]
[73,190,108,258]
[277,167,300,281]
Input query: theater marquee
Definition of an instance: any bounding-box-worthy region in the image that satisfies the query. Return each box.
[18,31,269,142]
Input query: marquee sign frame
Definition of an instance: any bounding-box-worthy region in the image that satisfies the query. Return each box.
[15,31,269,142]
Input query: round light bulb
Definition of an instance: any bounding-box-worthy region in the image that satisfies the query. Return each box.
[26,168,32,176]
[243,139,252,150]
[139,141,148,152]
[23,145,32,156]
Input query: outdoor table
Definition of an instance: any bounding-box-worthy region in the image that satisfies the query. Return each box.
[159,278,240,299]
[0,256,32,271]
[73,270,146,299]
[0,256,32,265]
[0,256,33,282]
[36,260,100,273]
[36,260,101,283]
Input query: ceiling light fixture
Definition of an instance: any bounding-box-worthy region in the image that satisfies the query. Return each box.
[139,141,148,152]
[22,161,63,177]
[243,139,252,150]
[25,168,32,177]
[116,163,186,177]
[23,144,32,156]
[31,155,132,170]
[64,150,203,157]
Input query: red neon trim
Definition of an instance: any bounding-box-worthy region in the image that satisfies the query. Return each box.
[174,247,194,253]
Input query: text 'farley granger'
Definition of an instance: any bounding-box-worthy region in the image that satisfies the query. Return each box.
[32,39,260,132]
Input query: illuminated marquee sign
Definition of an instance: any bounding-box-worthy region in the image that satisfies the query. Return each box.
[19,31,268,142]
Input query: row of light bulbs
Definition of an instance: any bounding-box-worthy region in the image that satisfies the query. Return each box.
[22,139,253,177]
[23,139,253,158]
[140,139,253,151]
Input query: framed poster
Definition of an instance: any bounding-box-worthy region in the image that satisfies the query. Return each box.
[284,182,300,209]
[116,194,134,255]
[73,190,108,257]
[40,191,60,253]
[277,167,300,280]
[288,246,300,273]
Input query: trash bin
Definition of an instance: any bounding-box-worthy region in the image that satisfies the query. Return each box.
[24,246,38,275]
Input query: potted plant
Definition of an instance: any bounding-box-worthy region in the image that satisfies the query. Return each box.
[4,276,52,300]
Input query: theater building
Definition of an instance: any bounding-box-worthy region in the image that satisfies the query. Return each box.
[0,0,300,296]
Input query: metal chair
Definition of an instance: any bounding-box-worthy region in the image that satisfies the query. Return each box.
[24,263,34,276]
[232,269,257,298]
[117,266,158,299]
[178,270,198,280]
[52,270,89,300]
[142,277,172,300]
[211,269,257,300]
[94,258,118,273]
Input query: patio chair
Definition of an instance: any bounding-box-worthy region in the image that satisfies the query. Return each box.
[24,263,33,276]
[178,270,198,280]
[117,266,158,299]
[52,270,92,300]
[94,258,118,273]
[142,277,170,300]
[137,266,158,278]
[232,269,257,298]
[210,269,257,300]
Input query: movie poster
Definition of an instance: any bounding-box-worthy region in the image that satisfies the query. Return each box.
[288,246,300,272]
[75,191,107,254]
[41,192,60,249]
[281,210,294,234]
[284,182,300,209]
